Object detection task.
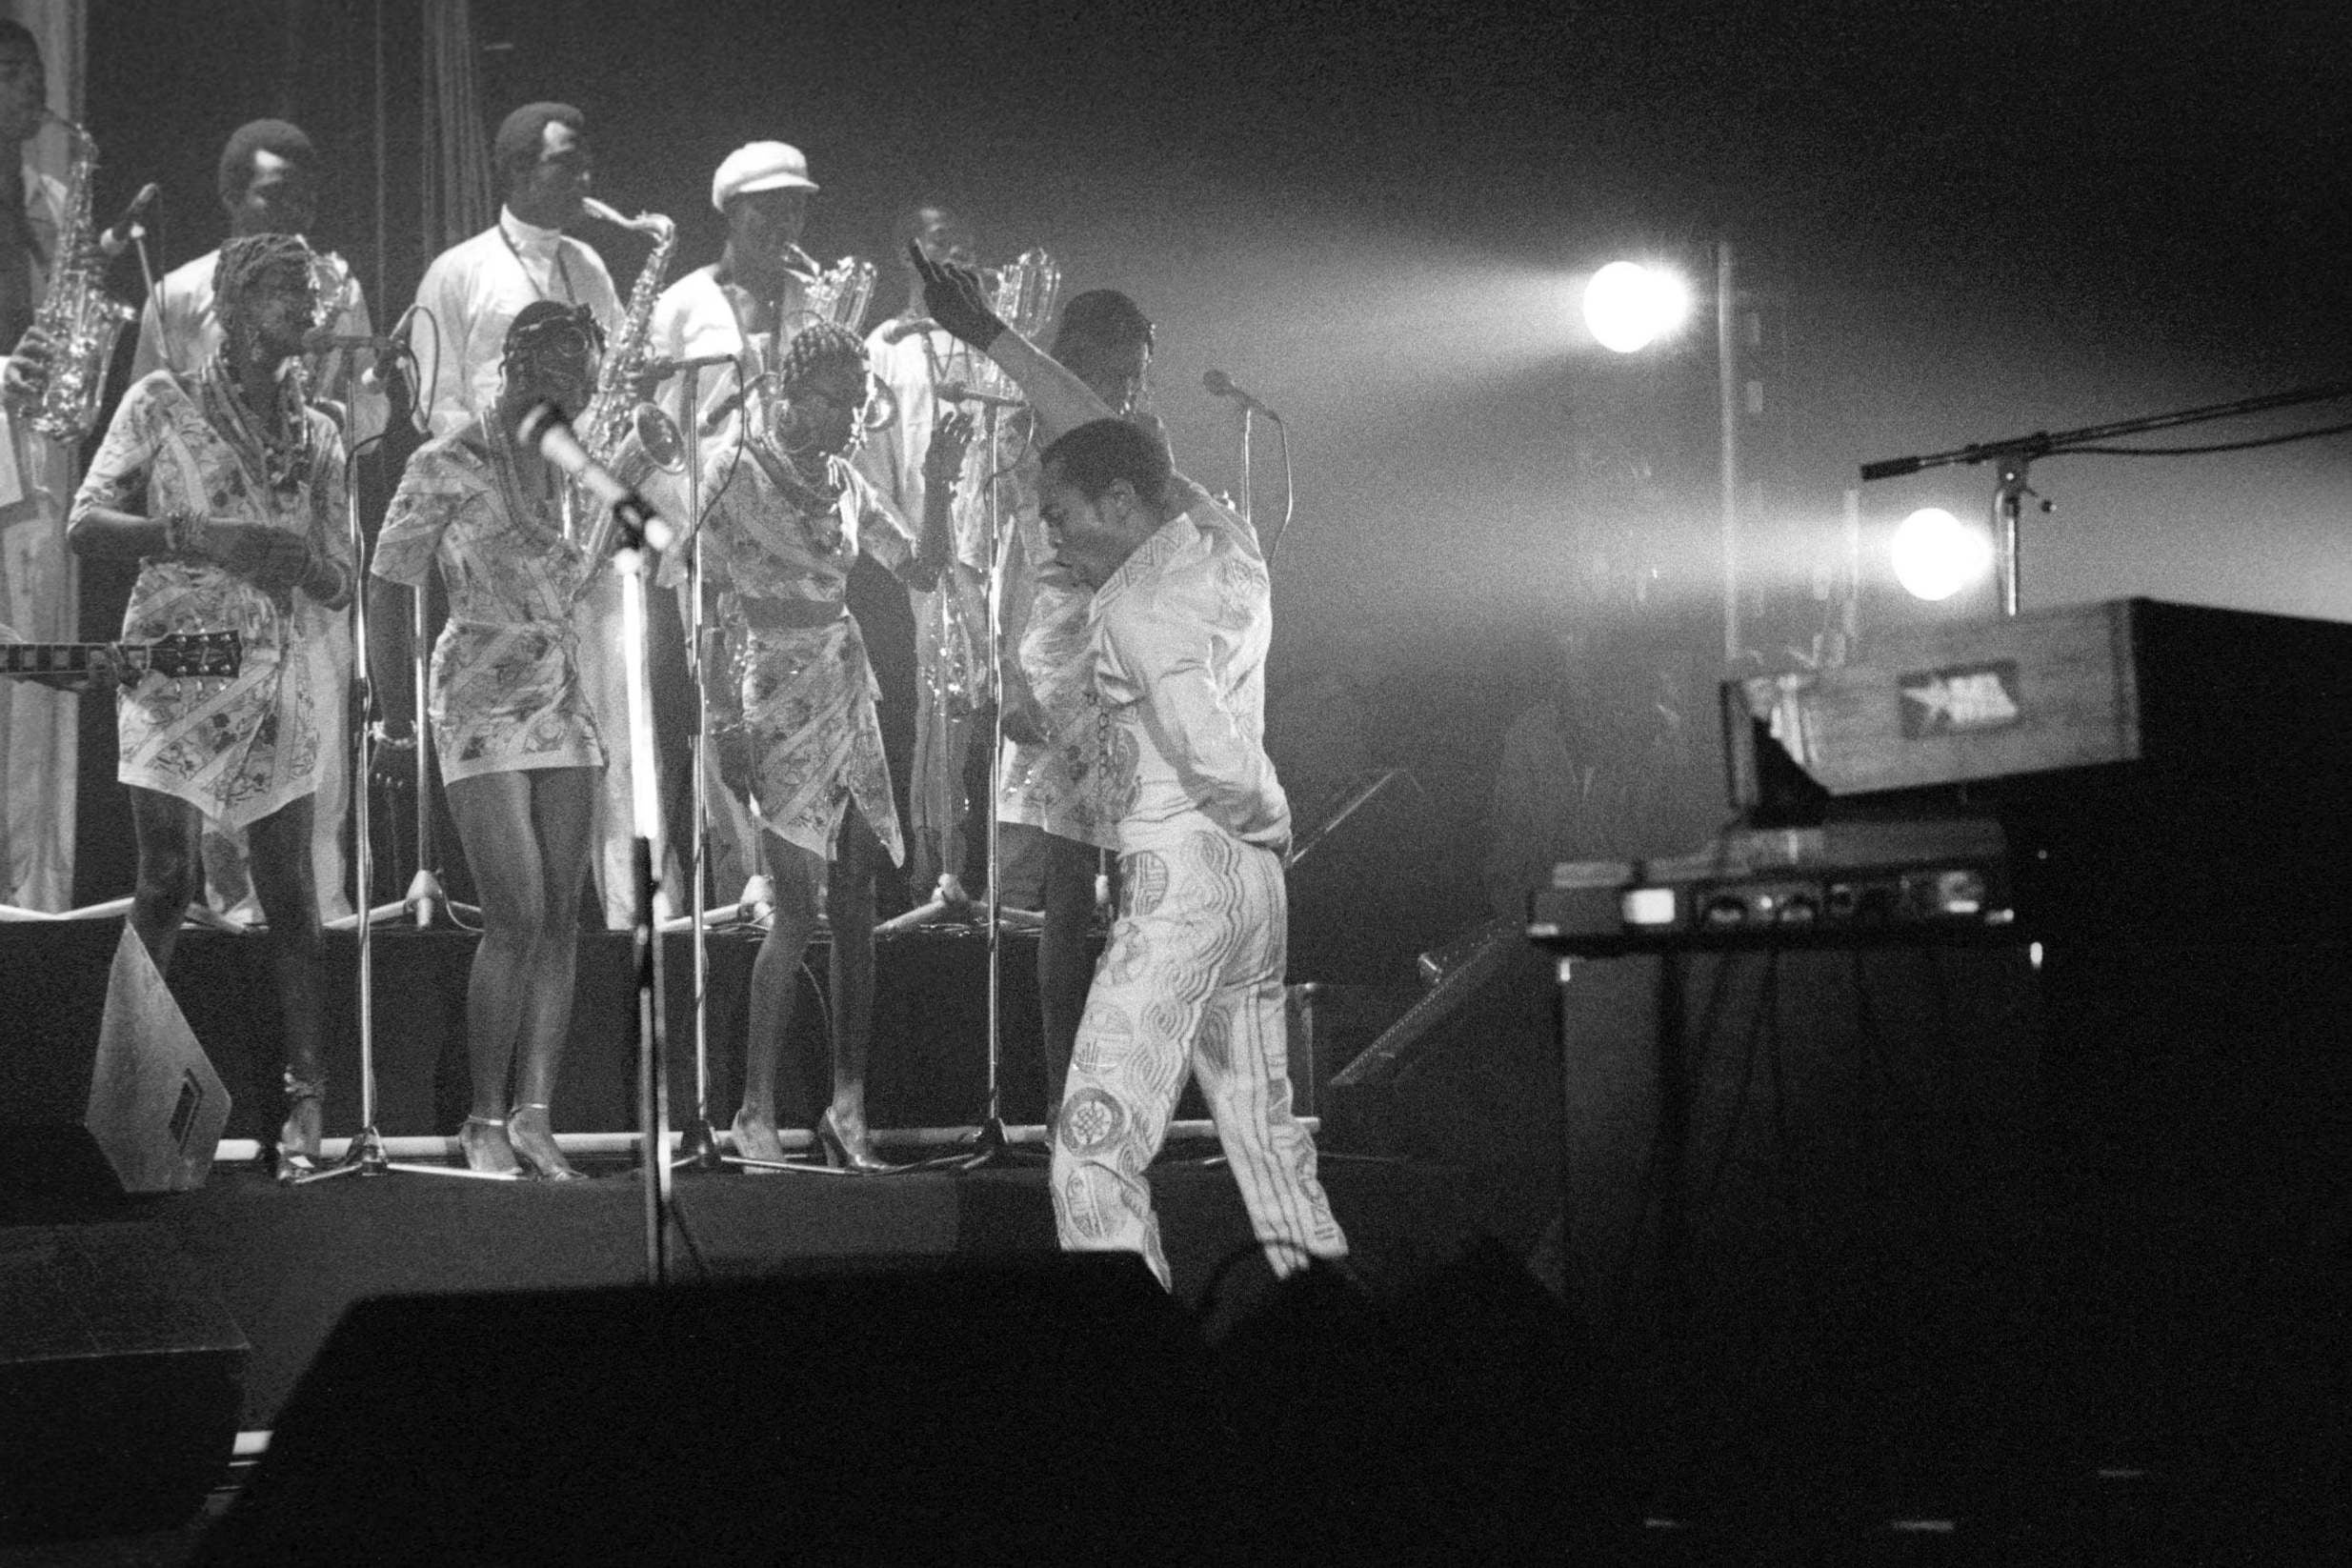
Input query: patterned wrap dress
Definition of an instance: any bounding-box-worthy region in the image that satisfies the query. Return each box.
[695,445,916,865]
[372,427,605,782]
[71,368,352,831]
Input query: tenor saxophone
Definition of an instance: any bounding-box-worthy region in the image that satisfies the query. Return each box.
[572,195,683,573]
[6,114,136,443]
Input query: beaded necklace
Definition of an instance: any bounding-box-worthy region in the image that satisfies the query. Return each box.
[196,353,315,497]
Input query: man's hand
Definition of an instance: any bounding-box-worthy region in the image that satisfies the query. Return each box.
[2,325,54,406]
[908,244,1005,353]
[999,659,1049,748]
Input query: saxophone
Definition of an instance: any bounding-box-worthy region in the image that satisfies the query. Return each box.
[7,114,136,443]
[572,196,683,566]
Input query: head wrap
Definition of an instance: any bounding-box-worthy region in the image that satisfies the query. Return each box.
[212,232,314,330]
[217,119,316,208]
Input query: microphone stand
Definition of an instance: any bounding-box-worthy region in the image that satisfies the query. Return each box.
[300,406,505,1183]
[612,535,683,1280]
[668,362,722,1173]
[1859,378,2352,616]
[949,394,1046,1170]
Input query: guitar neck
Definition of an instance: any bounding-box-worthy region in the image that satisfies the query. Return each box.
[0,643,126,677]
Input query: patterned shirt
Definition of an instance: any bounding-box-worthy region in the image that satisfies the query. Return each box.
[1090,486,1289,850]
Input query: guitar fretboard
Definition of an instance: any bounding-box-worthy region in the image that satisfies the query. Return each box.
[0,643,116,675]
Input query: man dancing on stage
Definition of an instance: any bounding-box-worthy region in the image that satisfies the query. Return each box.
[995,289,1159,1117]
[130,117,387,925]
[914,251,1346,1287]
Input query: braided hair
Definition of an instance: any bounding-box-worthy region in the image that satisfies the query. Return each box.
[772,320,868,392]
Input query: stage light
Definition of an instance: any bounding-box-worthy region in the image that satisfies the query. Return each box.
[1582,261,1690,353]
[1890,507,1994,602]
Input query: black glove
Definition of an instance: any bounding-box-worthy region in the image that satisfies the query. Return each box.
[908,244,1005,353]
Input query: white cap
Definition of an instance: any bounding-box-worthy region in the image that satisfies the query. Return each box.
[712,141,817,211]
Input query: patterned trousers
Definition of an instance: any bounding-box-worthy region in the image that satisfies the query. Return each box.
[1052,817,1348,1288]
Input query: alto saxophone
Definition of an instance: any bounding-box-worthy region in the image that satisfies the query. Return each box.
[7,114,136,443]
[572,195,683,575]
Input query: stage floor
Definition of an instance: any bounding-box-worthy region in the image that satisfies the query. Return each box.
[6,1148,1482,1433]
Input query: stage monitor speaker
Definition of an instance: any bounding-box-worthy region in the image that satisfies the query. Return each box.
[0,1222,248,1543]
[198,1252,1253,1565]
[0,926,231,1196]
[1557,940,2056,1515]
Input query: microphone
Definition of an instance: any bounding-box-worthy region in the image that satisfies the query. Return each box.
[303,330,404,353]
[96,182,160,259]
[884,317,939,343]
[643,351,738,378]
[935,379,1024,410]
[517,401,674,554]
[1202,369,1280,422]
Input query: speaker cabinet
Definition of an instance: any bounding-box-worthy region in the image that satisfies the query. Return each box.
[0,1222,247,1542]
[0,925,230,1195]
[200,1252,1243,1564]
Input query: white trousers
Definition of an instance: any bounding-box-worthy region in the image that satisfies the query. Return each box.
[1051,817,1347,1288]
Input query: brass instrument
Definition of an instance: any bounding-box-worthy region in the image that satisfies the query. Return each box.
[970,249,1059,400]
[7,114,136,443]
[777,244,894,432]
[783,245,876,337]
[572,196,684,573]
[983,249,1061,339]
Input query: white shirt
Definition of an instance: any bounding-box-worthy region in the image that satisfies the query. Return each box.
[406,207,620,438]
[129,245,389,447]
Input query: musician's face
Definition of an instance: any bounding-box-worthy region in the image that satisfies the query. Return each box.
[511,120,591,228]
[775,361,864,460]
[1038,461,1153,591]
[509,322,599,412]
[242,259,320,360]
[229,150,318,238]
[0,41,44,147]
[728,187,810,267]
[908,209,976,271]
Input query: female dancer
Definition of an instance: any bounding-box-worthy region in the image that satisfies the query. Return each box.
[67,232,353,1180]
[371,301,607,1178]
[692,322,960,1169]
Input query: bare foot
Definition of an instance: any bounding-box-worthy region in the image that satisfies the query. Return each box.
[459,1116,519,1176]
[731,1108,789,1171]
